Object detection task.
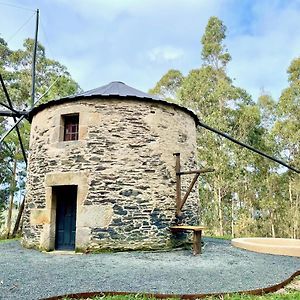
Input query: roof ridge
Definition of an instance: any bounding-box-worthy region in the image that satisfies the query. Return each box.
[71,81,160,100]
[101,82,114,95]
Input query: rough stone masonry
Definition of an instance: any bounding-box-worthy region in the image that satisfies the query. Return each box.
[22,91,200,252]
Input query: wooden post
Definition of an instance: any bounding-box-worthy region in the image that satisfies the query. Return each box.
[193,230,202,255]
[173,153,181,216]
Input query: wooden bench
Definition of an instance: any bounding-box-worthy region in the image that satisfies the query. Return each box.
[170,225,206,255]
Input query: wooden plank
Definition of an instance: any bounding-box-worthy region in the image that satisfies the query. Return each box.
[170,225,206,231]
[177,168,215,175]
[179,173,200,211]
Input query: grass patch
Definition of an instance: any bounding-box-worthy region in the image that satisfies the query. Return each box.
[213,291,300,299]
[62,296,176,300]
[0,237,20,243]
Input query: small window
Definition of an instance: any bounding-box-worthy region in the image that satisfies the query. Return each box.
[63,114,79,141]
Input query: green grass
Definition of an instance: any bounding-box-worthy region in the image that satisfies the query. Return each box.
[204,234,233,240]
[212,292,300,299]
[62,290,300,300]
[220,291,300,299]
[62,296,172,300]
[0,237,20,243]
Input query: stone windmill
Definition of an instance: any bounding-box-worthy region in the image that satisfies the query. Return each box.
[0,9,299,253]
[1,78,299,254]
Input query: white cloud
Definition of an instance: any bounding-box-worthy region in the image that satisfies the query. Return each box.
[3,0,300,100]
[226,0,300,100]
[52,0,219,23]
[148,46,184,63]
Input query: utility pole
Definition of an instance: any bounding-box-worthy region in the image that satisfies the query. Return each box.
[31,8,39,107]
[11,8,39,237]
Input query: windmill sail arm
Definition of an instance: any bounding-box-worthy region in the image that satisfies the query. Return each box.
[0,75,28,165]
[0,115,26,143]
[0,110,27,117]
[198,121,300,174]
[0,100,21,113]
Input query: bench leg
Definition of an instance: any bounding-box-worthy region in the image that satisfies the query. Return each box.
[192,231,202,255]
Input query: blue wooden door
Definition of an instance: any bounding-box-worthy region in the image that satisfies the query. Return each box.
[55,186,77,250]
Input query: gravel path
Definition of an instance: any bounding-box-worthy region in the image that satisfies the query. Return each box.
[0,238,299,300]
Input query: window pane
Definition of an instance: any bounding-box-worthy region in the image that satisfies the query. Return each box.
[63,114,79,141]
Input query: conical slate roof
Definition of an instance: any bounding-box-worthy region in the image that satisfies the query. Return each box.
[29,81,199,124]
[74,81,160,100]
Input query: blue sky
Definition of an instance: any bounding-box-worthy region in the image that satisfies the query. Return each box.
[1,0,300,101]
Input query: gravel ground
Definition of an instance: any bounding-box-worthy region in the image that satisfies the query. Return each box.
[0,238,299,300]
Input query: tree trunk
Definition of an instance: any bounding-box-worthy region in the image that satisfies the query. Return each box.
[12,196,25,237]
[295,189,299,239]
[288,180,294,238]
[218,187,224,236]
[270,210,275,238]
[6,158,17,238]
[231,199,234,238]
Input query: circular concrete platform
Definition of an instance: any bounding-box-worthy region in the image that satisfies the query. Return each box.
[232,237,300,257]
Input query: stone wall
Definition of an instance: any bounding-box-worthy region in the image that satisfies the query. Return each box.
[22,98,199,251]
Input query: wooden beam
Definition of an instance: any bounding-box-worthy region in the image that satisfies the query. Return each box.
[179,173,200,212]
[177,168,215,175]
[0,74,27,165]
[173,153,214,217]
[0,110,22,117]
[173,153,182,216]
[193,230,202,255]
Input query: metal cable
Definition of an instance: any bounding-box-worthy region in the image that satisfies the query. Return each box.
[7,12,35,42]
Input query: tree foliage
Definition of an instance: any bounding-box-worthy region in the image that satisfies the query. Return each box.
[148,69,183,101]
[150,16,300,238]
[0,36,80,234]
[201,16,231,70]
[273,57,300,167]
[3,38,80,106]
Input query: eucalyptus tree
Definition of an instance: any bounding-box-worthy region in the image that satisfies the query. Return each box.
[274,57,300,168]
[149,69,184,102]
[148,17,300,237]
[7,38,80,105]
[178,17,262,236]
[272,57,300,238]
